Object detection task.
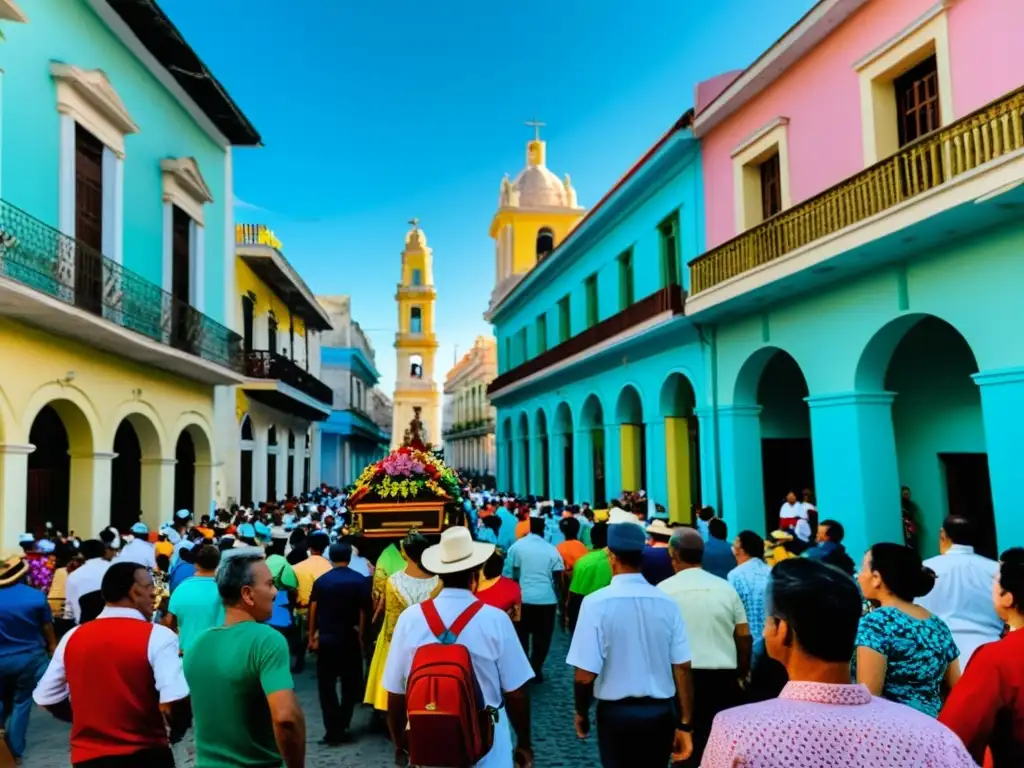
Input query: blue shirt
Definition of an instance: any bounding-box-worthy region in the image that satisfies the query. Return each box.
[349,553,371,578]
[641,546,675,586]
[505,534,563,605]
[169,561,196,594]
[310,566,372,643]
[168,576,224,655]
[727,558,770,639]
[496,508,518,552]
[0,583,51,655]
[703,537,737,580]
[544,516,565,546]
[266,589,292,629]
[477,527,498,546]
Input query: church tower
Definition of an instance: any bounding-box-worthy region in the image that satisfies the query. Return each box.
[391,219,440,449]
[485,121,585,316]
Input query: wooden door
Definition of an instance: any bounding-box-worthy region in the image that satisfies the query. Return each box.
[74,125,103,315]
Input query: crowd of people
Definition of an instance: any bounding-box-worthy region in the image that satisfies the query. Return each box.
[0,478,1021,767]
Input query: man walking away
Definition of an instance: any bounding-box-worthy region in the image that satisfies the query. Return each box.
[506,516,563,682]
[702,520,736,580]
[383,527,534,768]
[307,541,371,745]
[917,515,1002,667]
[185,552,306,768]
[567,523,694,768]
[166,544,223,657]
[64,539,112,626]
[702,558,975,768]
[0,556,56,763]
[659,528,750,767]
[567,522,611,632]
[33,562,190,768]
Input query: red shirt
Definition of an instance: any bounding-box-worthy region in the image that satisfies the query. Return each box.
[940,629,1024,767]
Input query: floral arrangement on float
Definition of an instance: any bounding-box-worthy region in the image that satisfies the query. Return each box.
[347,446,462,507]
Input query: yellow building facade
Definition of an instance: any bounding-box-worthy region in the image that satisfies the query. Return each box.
[231,225,334,506]
[392,221,441,447]
[485,127,585,318]
[442,336,497,477]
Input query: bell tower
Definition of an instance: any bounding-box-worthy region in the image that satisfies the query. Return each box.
[485,121,585,318]
[392,218,440,449]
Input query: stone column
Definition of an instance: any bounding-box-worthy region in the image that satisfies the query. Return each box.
[619,424,642,493]
[253,430,268,505]
[194,460,216,517]
[69,451,115,538]
[601,425,620,508]
[496,439,508,491]
[0,444,33,555]
[140,457,175,529]
[974,368,1024,549]
[515,437,529,496]
[311,427,323,490]
[664,417,692,524]
[644,419,667,514]
[805,392,902,556]
[717,405,764,536]
[573,428,594,506]
[529,435,545,496]
[291,437,304,496]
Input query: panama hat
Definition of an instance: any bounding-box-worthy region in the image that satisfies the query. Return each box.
[421,527,495,575]
[645,519,676,537]
[0,556,28,587]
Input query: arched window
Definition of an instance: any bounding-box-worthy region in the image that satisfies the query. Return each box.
[241,416,254,441]
[536,227,555,259]
[410,306,422,334]
[288,430,296,450]
[268,426,277,446]
[411,268,422,286]
[410,353,423,379]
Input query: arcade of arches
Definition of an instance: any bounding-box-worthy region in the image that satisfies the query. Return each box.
[495,309,1019,557]
[235,414,314,507]
[497,373,702,523]
[3,395,215,551]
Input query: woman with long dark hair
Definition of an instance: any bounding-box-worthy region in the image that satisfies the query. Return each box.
[855,542,960,716]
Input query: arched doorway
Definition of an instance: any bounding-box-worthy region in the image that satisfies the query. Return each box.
[267,426,278,501]
[174,430,196,515]
[858,315,992,556]
[535,409,550,499]
[615,386,645,496]
[239,416,254,506]
[660,373,699,523]
[553,402,574,502]
[581,395,606,508]
[27,405,70,535]
[110,421,142,531]
[735,348,815,533]
[516,411,530,496]
[536,227,554,259]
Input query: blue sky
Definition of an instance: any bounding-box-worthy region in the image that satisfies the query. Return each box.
[163,0,816,392]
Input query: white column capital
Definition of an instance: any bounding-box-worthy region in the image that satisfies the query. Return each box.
[69,451,118,461]
[0,443,35,455]
[141,457,177,466]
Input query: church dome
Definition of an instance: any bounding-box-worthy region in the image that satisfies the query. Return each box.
[405,219,427,249]
[513,165,571,208]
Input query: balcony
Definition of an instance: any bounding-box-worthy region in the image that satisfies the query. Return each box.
[488,284,684,396]
[444,418,496,439]
[689,87,1024,298]
[243,350,333,421]
[0,198,242,384]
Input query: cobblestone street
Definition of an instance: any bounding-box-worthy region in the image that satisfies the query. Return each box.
[24,626,598,767]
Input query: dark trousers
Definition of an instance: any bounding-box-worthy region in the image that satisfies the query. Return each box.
[567,593,584,633]
[317,634,364,737]
[515,603,556,676]
[75,746,175,767]
[682,668,743,767]
[596,697,676,768]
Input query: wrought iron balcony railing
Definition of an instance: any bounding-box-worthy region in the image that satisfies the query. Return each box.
[488,284,684,395]
[244,350,333,406]
[444,418,496,438]
[690,87,1024,294]
[0,199,242,370]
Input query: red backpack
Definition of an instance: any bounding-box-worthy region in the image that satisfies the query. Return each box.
[405,599,495,767]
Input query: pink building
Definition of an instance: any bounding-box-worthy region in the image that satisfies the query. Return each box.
[696,0,1024,252]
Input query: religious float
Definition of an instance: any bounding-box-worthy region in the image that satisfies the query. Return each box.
[346,407,463,552]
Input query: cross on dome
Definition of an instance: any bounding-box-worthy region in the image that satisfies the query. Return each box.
[525,119,546,141]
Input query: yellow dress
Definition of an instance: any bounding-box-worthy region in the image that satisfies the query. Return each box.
[364,570,441,710]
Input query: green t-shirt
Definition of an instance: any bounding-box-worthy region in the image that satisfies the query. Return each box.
[167,576,224,655]
[184,621,294,767]
[569,550,612,596]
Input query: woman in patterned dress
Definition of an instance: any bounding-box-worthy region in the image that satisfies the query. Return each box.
[364,531,441,711]
[855,542,961,716]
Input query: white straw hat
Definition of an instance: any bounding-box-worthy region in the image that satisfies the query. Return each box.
[421,526,495,575]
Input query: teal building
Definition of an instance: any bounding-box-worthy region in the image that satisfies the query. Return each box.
[487,114,711,523]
